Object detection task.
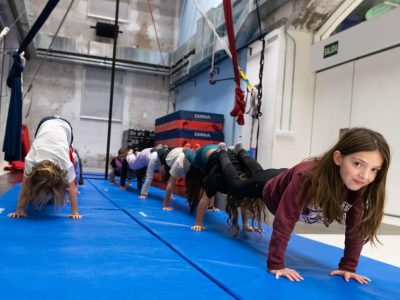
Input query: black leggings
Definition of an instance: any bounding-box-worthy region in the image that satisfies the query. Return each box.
[203,150,242,198]
[219,150,286,198]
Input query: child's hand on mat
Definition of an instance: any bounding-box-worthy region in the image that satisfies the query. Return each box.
[162,206,173,211]
[119,186,126,191]
[7,211,27,218]
[139,194,147,199]
[329,269,371,284]
[191,225,205,232]
[269,268,304,282]
[67,213,82,220]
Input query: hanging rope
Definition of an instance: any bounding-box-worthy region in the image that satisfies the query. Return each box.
[24,0,75,118]
[0,8,27,42]
[223,0,245,125]
[194,0,254,92]
[146,0,165,66]
[208,33,217,84]
[194,1,232,57]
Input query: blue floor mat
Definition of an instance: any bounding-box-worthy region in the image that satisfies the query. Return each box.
[91,179,400,300]
[0,182,232,300]
[1,178,399,300]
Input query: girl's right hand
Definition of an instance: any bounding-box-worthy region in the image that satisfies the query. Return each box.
[139,194,147,199]
[191,225,205,232]
[268,268,304,282]
[67,213,82,220]
[7,211,27,218]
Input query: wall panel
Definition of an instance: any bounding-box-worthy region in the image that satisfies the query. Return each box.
[351,47,400,215]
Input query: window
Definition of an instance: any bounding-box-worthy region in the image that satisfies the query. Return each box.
[81,66,125,122]
[88,0,129,23]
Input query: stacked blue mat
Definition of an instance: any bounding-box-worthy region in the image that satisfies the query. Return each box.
[0,176,399,299]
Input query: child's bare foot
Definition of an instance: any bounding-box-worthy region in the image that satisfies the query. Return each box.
[242,224,255,231]
[254,226,263,232]
[162,206,173,211]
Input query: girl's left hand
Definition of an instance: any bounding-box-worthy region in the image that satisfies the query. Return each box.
[67,213,82,220]
[329,269,371,284]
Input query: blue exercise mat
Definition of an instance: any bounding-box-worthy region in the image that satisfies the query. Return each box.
[1,178,399,299]
[0,182,232,300]
[89,179,400,300]
[81,171,107,180]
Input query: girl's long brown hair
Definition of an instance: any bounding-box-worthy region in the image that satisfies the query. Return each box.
[225,195,265,236]
[185,165,265,231]
[185,166,204,214]
[25,160,67,210]
[301,128,390,244]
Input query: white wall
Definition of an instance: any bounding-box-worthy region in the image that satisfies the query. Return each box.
[244,27,315,169]
[310,62,354,155]
[271,29,315,168]
[352,47,400,216]
[312,46,400,216]
[242,27,284,168]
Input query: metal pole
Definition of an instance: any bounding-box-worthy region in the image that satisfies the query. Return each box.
[105,0,120,179]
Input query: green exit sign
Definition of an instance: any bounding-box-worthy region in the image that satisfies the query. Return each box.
[324,41,339,58]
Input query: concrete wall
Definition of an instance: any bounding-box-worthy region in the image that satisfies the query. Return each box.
[0,0,180,170]
[28,0,180,53]
[20,59,170,169]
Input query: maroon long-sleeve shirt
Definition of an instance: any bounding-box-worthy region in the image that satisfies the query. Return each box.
[263,159,364,272]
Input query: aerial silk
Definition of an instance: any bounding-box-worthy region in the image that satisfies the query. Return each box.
[223,0,245,125]
[3,53,24,161]
[2,0,60,161]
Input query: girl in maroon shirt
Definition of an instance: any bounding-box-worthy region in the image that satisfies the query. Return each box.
[218,127,390,284]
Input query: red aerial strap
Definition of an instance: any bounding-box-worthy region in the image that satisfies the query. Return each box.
[223,0,245,125]
[69,147,75,165]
